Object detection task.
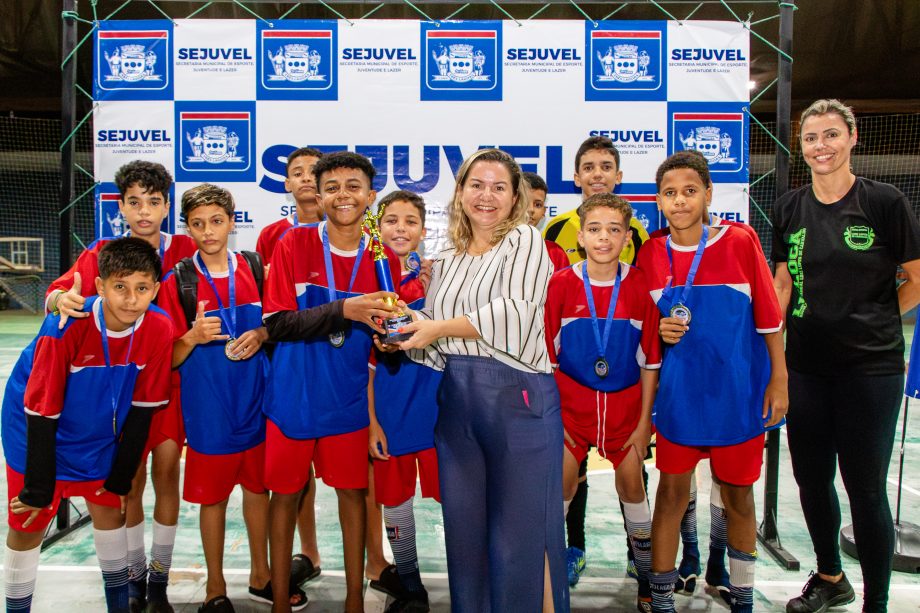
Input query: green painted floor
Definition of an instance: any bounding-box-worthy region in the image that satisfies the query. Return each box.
[2,311,920,611]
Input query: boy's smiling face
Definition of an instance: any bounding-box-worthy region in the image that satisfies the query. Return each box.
[574,149,622,198]
[319,167,376,229]
[380,199,425,258]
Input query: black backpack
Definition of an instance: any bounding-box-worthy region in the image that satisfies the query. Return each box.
[173,250,264,329]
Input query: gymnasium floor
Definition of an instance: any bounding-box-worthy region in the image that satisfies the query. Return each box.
[2,311,920,611]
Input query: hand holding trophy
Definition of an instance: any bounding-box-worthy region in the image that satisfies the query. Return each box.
[364,206,414,344]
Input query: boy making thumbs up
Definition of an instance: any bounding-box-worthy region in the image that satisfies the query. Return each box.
[45,160,195,612]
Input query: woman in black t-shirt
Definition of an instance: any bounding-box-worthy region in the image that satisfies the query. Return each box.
[773,99,920,613]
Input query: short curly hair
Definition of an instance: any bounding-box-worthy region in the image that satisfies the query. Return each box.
[312,151,376,187]
[114,160,173,202]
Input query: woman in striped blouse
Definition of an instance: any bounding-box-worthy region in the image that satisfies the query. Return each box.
[400,149,568,612]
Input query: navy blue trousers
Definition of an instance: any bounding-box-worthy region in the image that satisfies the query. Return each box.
[436,356,569,613]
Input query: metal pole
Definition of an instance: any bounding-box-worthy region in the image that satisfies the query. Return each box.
[757,0,799,571]
[59,0,77,275]
[896,396,909,525]
[52,0,78,538]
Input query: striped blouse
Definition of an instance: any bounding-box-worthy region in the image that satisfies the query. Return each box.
[413,224,554,373]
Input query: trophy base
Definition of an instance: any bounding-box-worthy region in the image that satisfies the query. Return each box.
[382,313,413,345]
[381,331,414,345]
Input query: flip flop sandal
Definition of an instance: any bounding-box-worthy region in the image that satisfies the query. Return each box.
[369,564,410,600]
[248,581,309,612]
[291,553,322,585]
[198,595,235,613]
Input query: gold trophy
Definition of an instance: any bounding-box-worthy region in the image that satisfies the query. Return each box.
[364,207,413,344]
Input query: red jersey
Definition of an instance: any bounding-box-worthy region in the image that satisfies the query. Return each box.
[255,216,297,266]
[545,263,661,436]
[545,239,571,273]
[46,233,196,309]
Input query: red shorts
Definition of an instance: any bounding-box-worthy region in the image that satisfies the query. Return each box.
[562,384,641,469]
[183,442,266,505]
[6,466,120,533]
[264,420,369,494]
[373,448,441,507]
[656,432,765,486]
[144,374,185,458]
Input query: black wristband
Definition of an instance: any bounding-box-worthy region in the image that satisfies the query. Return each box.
[20,415,58,509]
[104,406,155,495]
[265,299,347,342]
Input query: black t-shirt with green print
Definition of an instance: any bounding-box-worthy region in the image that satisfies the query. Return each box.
[772,178,920,376]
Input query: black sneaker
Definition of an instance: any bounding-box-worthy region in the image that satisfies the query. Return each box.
[385,588,430,613]
[786,571,855,613]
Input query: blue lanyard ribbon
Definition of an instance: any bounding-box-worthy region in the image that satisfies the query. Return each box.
[196,252,237,339]
[98,301,136,436]
[581,261,622,360]
[322,224,365,302]
[665,226,709,307]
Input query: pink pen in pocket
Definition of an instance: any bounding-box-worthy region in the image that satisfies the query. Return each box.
[522,390,530,407]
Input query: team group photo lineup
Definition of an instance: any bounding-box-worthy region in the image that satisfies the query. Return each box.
[2,4,919,613]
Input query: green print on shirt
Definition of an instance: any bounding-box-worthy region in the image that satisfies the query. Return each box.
[844,225,875,251]
[787,227,807,318]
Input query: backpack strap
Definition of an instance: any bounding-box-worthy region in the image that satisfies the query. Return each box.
[173,257,200,330]
[240,250,264,299]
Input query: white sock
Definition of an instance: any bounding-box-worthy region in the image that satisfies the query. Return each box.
[150,520,178,583]
[126,522,147,583]
[4,544,41,611]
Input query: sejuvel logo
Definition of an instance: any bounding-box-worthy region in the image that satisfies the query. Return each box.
[257,22,338,100]
[584,22,665,101]
[96,29,170,94]
[421,23,501,101]
[672,112,743,173]
[176,103,255,182]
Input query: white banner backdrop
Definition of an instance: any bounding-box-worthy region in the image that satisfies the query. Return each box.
[93,18,750,255]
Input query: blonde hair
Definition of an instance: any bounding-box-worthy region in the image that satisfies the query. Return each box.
[448,148,530,254]
[800,99,857,136]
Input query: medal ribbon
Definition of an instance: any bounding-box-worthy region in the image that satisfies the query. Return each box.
[98,301,137,436]
[400,252,422,286]
[196,252,237,340]
[664,225,709,308]
[322,223,366,302]
[581,260,622,362]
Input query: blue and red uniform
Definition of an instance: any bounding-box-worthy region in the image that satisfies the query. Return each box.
[158,251,268,504]
[371,273,442,506]
[2,297,172,531]
[545,262,661,467]
[262,221,401,493]
[46,232,196,456]
[636,225,782,485]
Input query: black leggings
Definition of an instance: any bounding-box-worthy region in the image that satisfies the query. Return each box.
[786,369,903,613]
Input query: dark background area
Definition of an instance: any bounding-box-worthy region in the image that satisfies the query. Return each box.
[2,0,919,117]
